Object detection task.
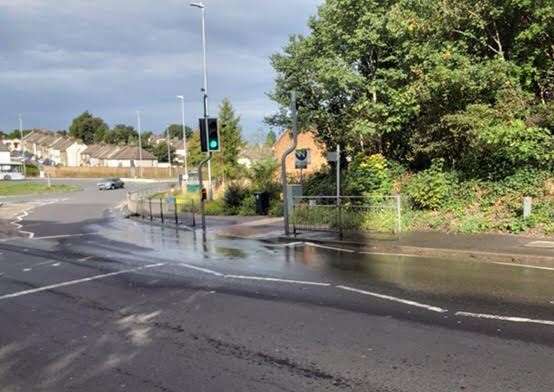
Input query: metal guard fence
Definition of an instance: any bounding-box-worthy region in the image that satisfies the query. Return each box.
[290,195,402,237]
[127,187,198,228]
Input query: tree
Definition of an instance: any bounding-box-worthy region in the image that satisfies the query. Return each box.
[216,98,244,180]
[146,141,175,163]
[104,124,138,145]
[268,0,554,177]
[265,130,277,146]
[165,124,193,140]
[69,111,109,144]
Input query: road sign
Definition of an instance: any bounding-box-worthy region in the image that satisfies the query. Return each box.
[327,151,338,162]
[295,149,309,169]
[199,118,220,152]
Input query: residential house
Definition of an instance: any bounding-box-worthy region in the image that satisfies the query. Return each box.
[103,146,158,168]
[0,143,10,164]
[272,130,327,177]
[1,138,21,152]
[48,138,87,166]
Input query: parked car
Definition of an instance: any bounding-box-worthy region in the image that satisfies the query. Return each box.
[97,178,125,190]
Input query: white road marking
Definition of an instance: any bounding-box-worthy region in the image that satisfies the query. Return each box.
[263,242,305,248]
[225,274,331,287]
[52,263,61,267]
[23,268,32,272]
[33,233,93,240]
[78,256,95,262]
[360,251,430,258]
[177,263,224,277]
[304,242,356,253]
[0,263,166,301]
[455,311,554,326]
[487,261,554,272]
[337,285,448,313]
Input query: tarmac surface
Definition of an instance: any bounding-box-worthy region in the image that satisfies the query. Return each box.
[0,179,553,391]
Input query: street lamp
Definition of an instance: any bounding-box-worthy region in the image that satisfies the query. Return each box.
[18,114,27,177]
[166,124,173,178]
[136,110,143,178]
[190,1,213,200]
[177,95,189,182]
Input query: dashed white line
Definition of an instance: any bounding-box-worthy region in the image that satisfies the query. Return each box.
[304,242,356,253]
[0,263,166,301]
[78,256,95,262]
[337,285,448,313]
[177,263,224,277]
[225,274,331,287]
[23,268,32,272]
[455,311,554,326]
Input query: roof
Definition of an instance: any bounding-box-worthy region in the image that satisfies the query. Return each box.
[82,144,103,155]
[50,138,78,151]
[95,145,121,159]
[110,146,156,160]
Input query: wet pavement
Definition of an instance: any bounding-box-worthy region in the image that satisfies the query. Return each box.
[1,183,554,391]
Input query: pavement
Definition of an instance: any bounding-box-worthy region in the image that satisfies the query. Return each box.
[217,218,554,264]
[1,181,554,391]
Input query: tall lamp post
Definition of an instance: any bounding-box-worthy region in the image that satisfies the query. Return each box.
[177,95,189,183]
[190,1,213,200]
[136,110,143,178]
[18,114,26,177]
[166,124,173,178]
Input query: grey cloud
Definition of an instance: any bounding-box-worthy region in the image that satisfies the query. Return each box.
[0,0,321,139]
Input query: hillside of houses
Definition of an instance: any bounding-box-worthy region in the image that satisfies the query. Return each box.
[14,131,159,168]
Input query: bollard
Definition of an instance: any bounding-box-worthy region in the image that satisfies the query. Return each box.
[160,198,164,223]
[523,197,532,219]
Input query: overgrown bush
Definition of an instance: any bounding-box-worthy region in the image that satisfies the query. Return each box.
[204,199,225,215]
[238,195,257,216]
[268,200,284,217]
[346,154,392,196]
[223,183,248,214]
[304,168,337,196]
[25,164,39,177]
[405,160,454,210]
[250,158,279,193]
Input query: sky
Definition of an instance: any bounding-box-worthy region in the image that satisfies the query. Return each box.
[0,0,321,142]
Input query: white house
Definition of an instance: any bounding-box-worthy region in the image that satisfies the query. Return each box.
[0,143,10,164]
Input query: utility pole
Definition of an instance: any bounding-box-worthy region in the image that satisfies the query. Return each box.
[136,111,143,178]
[177,95,189,183]
[281,91,298,236]
[166,124,173,178]
[18,114,26,177]
[191,2,213,200]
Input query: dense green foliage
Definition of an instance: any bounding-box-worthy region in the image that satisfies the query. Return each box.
[265,130,277,146]
[165,124,193,140]
[269,0,553,177]
[215,98,245,181]
[346,154,392,195]
[69,112,109,144]
[146,141,175,163]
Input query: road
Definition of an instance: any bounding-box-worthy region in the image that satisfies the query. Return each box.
[0,179,553,391]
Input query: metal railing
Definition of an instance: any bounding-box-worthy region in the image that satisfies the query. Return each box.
[127,187,198,228]
[290,195,402,238]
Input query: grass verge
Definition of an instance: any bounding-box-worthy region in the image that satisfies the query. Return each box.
[0,182,80,196]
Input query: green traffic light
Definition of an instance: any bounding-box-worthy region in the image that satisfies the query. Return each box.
[209,140,218,149]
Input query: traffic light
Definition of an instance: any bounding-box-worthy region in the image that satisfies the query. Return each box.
[201,188,207,201]
[199,118,220,152]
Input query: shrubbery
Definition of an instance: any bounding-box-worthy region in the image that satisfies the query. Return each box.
[405,160,454,210]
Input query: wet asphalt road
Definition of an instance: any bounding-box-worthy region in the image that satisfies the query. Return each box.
[0,179,553,391]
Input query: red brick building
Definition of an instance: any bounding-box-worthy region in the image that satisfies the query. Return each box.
[272,130,327,178]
